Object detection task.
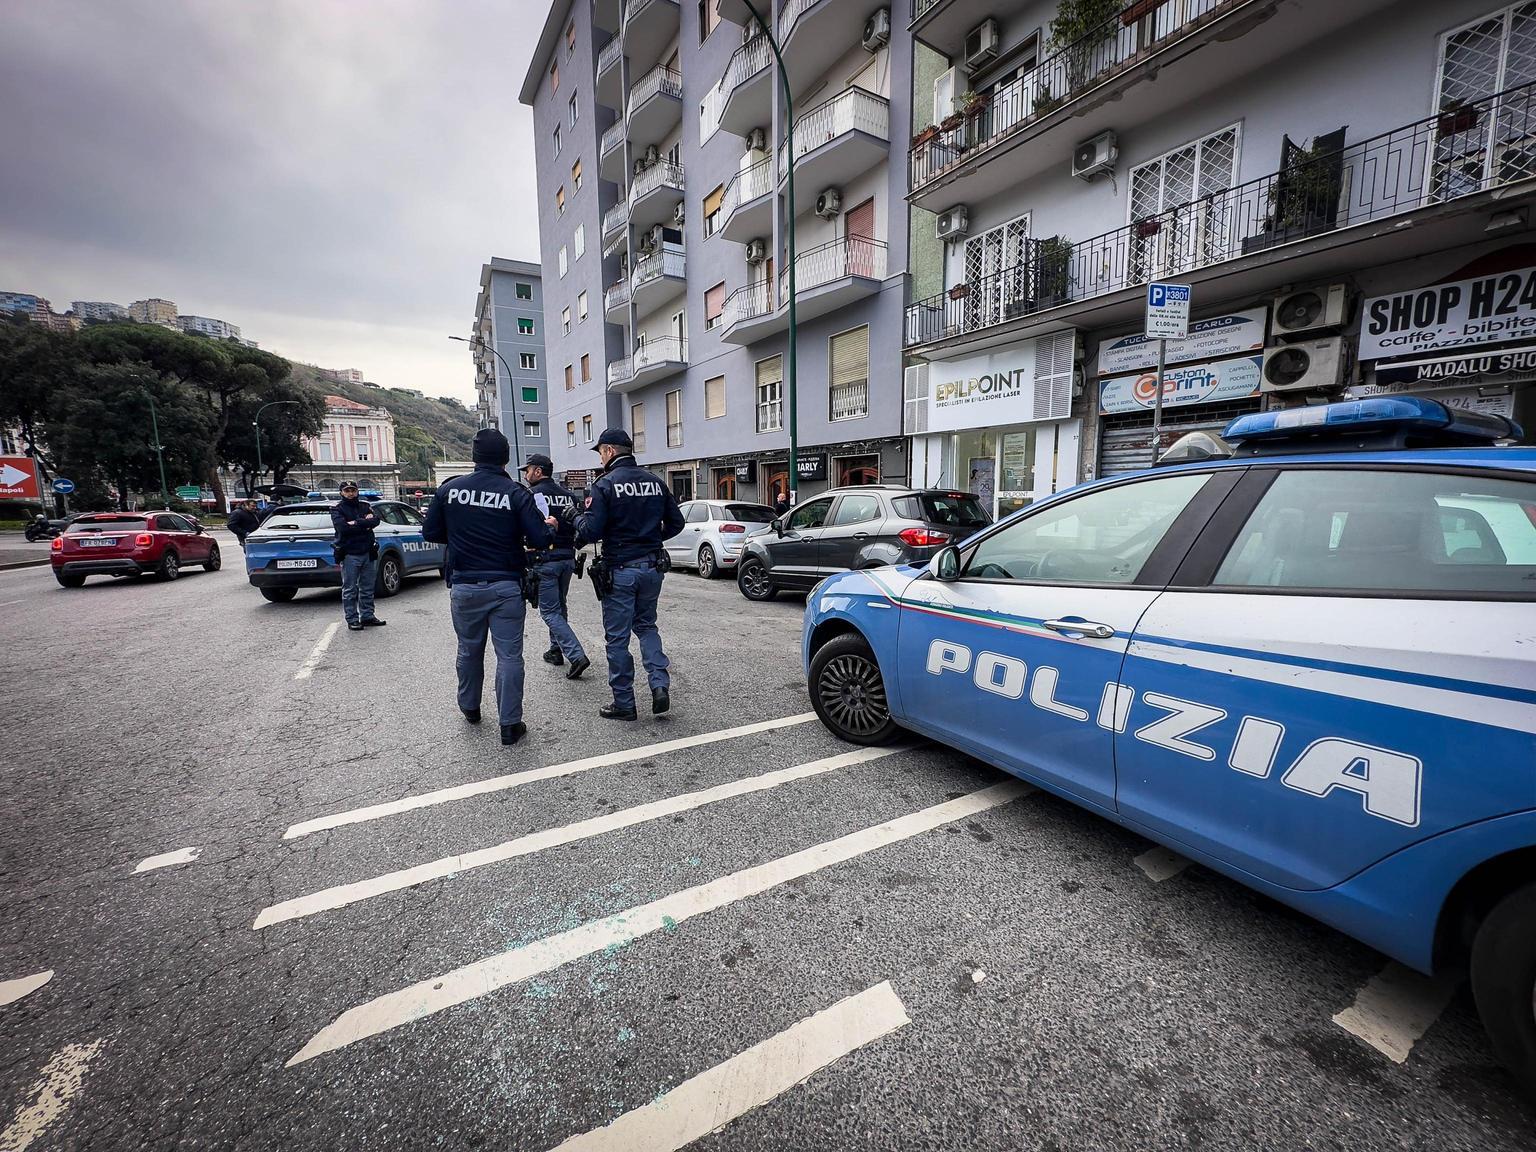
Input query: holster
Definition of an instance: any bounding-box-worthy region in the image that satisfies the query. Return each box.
[522,566,540,607]
[573,552,587,579]
[589,557,612,601]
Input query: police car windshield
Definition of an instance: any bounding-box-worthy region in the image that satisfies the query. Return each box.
[255,506,333,532]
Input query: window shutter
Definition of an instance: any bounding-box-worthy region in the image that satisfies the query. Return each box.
[757,355,782,388]
[705,282,726,321]
[704,184,725,217]
[705,375,726,418]
[903,363,929,434]
[1032,331,1075,420]
[829,327,868,386]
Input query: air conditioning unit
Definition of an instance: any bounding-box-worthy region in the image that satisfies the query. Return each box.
[863,8,891,51]
[1272,284,1348,337]
[633,156,651,177]
[672,201,686,226]
[745,238,768,264]
[935,205,969,240]
[637,232,655,257]
[743,21,756,44]
[644,144,661,166]
[933,66,963,124]
[648,224,666,249]
[815,187,843,218]
[965,19,1001,72]
[1072,130,1118,180]
[746,126,768,153]
[1261,336,1349,393]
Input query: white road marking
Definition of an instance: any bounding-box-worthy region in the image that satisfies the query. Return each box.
[257,745,903,930]
[132,846,201,874]
[547,981,910,1152]
[0,599,29,608]
[1133,847,1191,883]
[287,780,1031,1065]
[0,1039,105,1152]
[294,622,341,681]
[0,971,52,1008]
[1332,961,1460,1063]
[282,712,819,840]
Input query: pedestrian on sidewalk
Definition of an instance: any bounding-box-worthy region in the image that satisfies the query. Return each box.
[227,500,259,546]
[520,453,590,681]
[424,428,551,746]
[331,481,385,632]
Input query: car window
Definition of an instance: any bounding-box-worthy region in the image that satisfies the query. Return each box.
[897,492,990,526]
[69,517,147,533]
[685,503,709,524]
[829,493,882,527]
[787,498,833,531]
[398,506,425,526]
[373,503,409,526]
[724,503,774,523]
[966,473,1210,584]
[1213,469,1536,595]
[159,514,191,531]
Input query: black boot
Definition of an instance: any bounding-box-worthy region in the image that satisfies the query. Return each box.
[542,646,564,666]
[462,708,482,725]
[501,722,527,746]
[600,703,637,721]
[651,687,670,715]
[565,655,590,681]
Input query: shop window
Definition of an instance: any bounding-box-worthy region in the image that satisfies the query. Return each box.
[838,455,879,485]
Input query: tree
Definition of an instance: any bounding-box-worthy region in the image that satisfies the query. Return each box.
[0,314,73,488]
[222,383,326,495]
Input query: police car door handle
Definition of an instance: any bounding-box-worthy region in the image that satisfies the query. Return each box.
[1043,618,1115,640]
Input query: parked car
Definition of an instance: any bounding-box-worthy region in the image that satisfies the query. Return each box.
[800,396,1536,1096]
[664,500,776,578]
[51,511,220,587]
[243,500,444,603]
[735,485,991,601]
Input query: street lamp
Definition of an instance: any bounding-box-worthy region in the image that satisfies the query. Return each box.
[252,400,300,496]
[449,335,522,469]
[137,388,171,509]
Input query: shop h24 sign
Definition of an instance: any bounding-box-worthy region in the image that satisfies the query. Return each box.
[1361,266,1536,359]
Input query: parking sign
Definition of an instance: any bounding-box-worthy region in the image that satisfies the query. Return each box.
[1145,283,1192,340]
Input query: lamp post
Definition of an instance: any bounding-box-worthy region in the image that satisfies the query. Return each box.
[252,400,300,496]
[140,389,171,509]
[739,0,799,507]
[449,335,522,469]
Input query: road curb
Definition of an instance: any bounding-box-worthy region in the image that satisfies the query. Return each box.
[0,558,50,571]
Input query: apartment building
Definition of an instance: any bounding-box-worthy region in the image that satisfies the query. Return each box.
[903,0,1536,512]
[318,368,367,386]
[71,301,128,322]
[127,298,178,326]
[523,0,914,501]
[177,314,242,341]
[469,257,552,469]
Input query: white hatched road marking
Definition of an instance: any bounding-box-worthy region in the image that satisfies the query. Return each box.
[256,745,904,930]
[132,846,201,874]
[0,971,52,1009]
[1133,847,1191,883]
[0,1040,105,1152]
[294,622,341,681]
[547,981,910,1152]
[1332,961,1460,1063]
[287,780,1032,1065]
[282,712,818,840]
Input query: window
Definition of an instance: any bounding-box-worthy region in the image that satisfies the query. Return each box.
[828,325,869,420]
[353,425,370,440]
[630,402,646,453]
[574,224,586,258]
[704,375,725,419]
[788,498,833,531]
[521,386,539,403]
[356,447,370,462]
[558,246,568,276]
[1128,125,1240,281]
[966,473,1210,584]
[703,184,725,236]
[517,317,535,335]
[318,442,334,462]
[1213,470,1536,595]
[516,282,533,300]
[1435,6,1536,196]
[562,307,572,335]
[830,493,882,527]
[400,506,425,526]
[567,421,577,447]
[704,281,726,330]
[699,0,721,41]
[755,355,783,432]
[550,60,559,92]
[583,415,593,442]
[569,93,579,126]
[374,503,409,526]
[556,185,566,214]
[577,291,588,320]
[894,492,990,526]
[962,214,1030,330]
[686,503,709,524]
[580,353,591,382]
[553,124,562,157]
[666,389,683,447]
[520,352,538,370]
[572,159,583,191]
[524,420,542,438]
[566,19,576,54]
[564,363,574,390]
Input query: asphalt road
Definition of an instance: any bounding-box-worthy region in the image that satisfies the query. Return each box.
[2,533,1533,1151]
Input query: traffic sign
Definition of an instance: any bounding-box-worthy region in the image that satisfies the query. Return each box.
[1145,282,1192,340]
[0,456,41,501]
[175,485,201,500]
[52,477,76,495]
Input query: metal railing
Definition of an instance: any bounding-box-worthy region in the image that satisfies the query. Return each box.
[905,79,1536,347]
[602,201,630,241]
[721,157,774,226]
[781,236,887,297]
[632,244,686,289]
[723,34,770,101]
[604,279,631,315]
[609,336,689,386]
[909,0,1239,190]
[628,65,683,116]
[777,0,815,42]
[598,35,623,75]
[601,120,626,156]
[785,88,889,167]
[722,280,776,329]
[622,0,675,33]
[630,158,685,204]
[912,0,945,20]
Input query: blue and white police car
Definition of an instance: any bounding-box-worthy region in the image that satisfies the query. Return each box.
[244,497,445,603]
[802,397,1536,1092]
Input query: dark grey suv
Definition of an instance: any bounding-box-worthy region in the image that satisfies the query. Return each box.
[735,485,991,601]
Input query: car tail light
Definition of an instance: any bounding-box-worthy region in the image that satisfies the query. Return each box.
[1524,503,1536,530]
[50,536,63,551]
[135,533,154,547]
[720,523,746,534]
[899,527,951,548]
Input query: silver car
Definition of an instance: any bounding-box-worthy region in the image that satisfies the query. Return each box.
[665,499,776,578]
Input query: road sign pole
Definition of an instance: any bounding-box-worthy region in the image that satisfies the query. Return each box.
[1151,338,1167,466]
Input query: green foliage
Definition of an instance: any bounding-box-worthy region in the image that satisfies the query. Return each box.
[1268,135,1343,230]
[1048,0,1123,91]
[1034,235,1075,303]
[286,364,478,460]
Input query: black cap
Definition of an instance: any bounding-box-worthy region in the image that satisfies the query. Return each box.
[522,453,555,472]
[594,428,633,451]
[472,427,511,466]
[339,480,359,491]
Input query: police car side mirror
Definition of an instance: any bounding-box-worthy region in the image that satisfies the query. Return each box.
[929,545,961,582]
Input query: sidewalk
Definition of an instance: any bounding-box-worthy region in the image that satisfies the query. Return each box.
[0,533,50,571]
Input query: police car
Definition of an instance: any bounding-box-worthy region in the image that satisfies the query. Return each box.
[244,496,445,603]
[801,397,1536,1092]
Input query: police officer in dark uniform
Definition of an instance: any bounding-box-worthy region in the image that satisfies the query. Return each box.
[423,428,551,746]
[573,429,685,721]
[519,453,590,680]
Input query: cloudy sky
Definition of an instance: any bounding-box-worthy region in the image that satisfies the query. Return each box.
[0,0,546,403]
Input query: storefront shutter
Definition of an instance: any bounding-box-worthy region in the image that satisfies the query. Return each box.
[1032,331,1075,420]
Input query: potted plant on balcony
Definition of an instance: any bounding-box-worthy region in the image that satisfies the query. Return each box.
[1242,128,1347,255]
[1031,235,1074,310]
[912,123,941,149]
[1048,0,1124,95]
[1437,98,1480,139]
[949,283,971,301]
[1033,85,1064,117]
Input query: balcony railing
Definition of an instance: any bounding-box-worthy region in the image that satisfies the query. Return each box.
[785,87,889,165]
[598,35,623,75]
[905,79,1536,347]
[629,65,683,114]
[601,120,626,156]
[912,0,944,19]
[602,201,630,240]
[781,236,887,296]
[630,158,685,202]
[724,33,770,99]
[910,0,1239,190]
[608,335,688,386]
[721,157,774,222]
[777,0,815,41]
[722,280,776,329]
[632,244,686,289]
[604,279,631,315]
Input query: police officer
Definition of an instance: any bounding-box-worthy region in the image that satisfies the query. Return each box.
[573,429,685,721]
[423,428,551,746]
[331,481,384,631]
[519,453,590,681]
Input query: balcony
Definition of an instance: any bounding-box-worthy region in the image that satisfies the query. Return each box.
[604,277,632,323]
[628,158,685,233]
[626,65,684,146]
[602,201,630,257]
[600,119,628,183]
[621,0,680,78]
[718,157,775,244]
[777,0,890,102]
[596,37,625,111]
[904,79,1536,355]
[713,34,773,139]
[594,0,621,34]
[908,0,1398,214]
[608,335,688,393]
[779,87,890,216]
[720,280,785,345]
[631,244,686,316]
[721,236,888,345]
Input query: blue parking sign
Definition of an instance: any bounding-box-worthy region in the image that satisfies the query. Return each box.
[1145,282,1191,339]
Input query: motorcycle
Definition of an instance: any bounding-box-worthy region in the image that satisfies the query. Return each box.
[24,515,59,543]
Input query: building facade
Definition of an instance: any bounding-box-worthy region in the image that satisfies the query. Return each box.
[522,0,915,501]
[470,257,552,469]
[127,298,178,326]
[177,314,242,341]
[71,300,128,322]
[903,0,1536,514]
[290,394,403,497]
[319,367,367,386]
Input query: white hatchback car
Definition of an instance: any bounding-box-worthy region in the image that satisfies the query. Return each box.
[665,499,776,578]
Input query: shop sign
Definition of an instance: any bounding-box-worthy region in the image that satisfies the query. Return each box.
[1099,355,1262,415]
[1361,266,1536,359]
[1098,308,1268,376]
[733,460,758,484]
[796,454,827,482]
[1370,342,1536,387]
[926,344,1039,433]
[1347,381,1516,418]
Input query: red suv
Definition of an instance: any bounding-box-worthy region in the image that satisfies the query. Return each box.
[51,511,221,588]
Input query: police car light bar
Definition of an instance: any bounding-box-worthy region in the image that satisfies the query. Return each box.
[1223,396,1523,454]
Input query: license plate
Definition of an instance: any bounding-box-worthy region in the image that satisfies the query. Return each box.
[275,558,318,570]
[79,538,116,548]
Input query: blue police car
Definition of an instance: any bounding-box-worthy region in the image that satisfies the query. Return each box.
[244,497,445,603]
[802,397,1536,1092]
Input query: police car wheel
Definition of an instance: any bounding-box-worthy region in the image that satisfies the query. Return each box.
[698,545,717,579]
[809,633,899,746]
[260,587,297,603]
[375,554,403,597]
[738,559,775,601]
[1471,882,1536,1097]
